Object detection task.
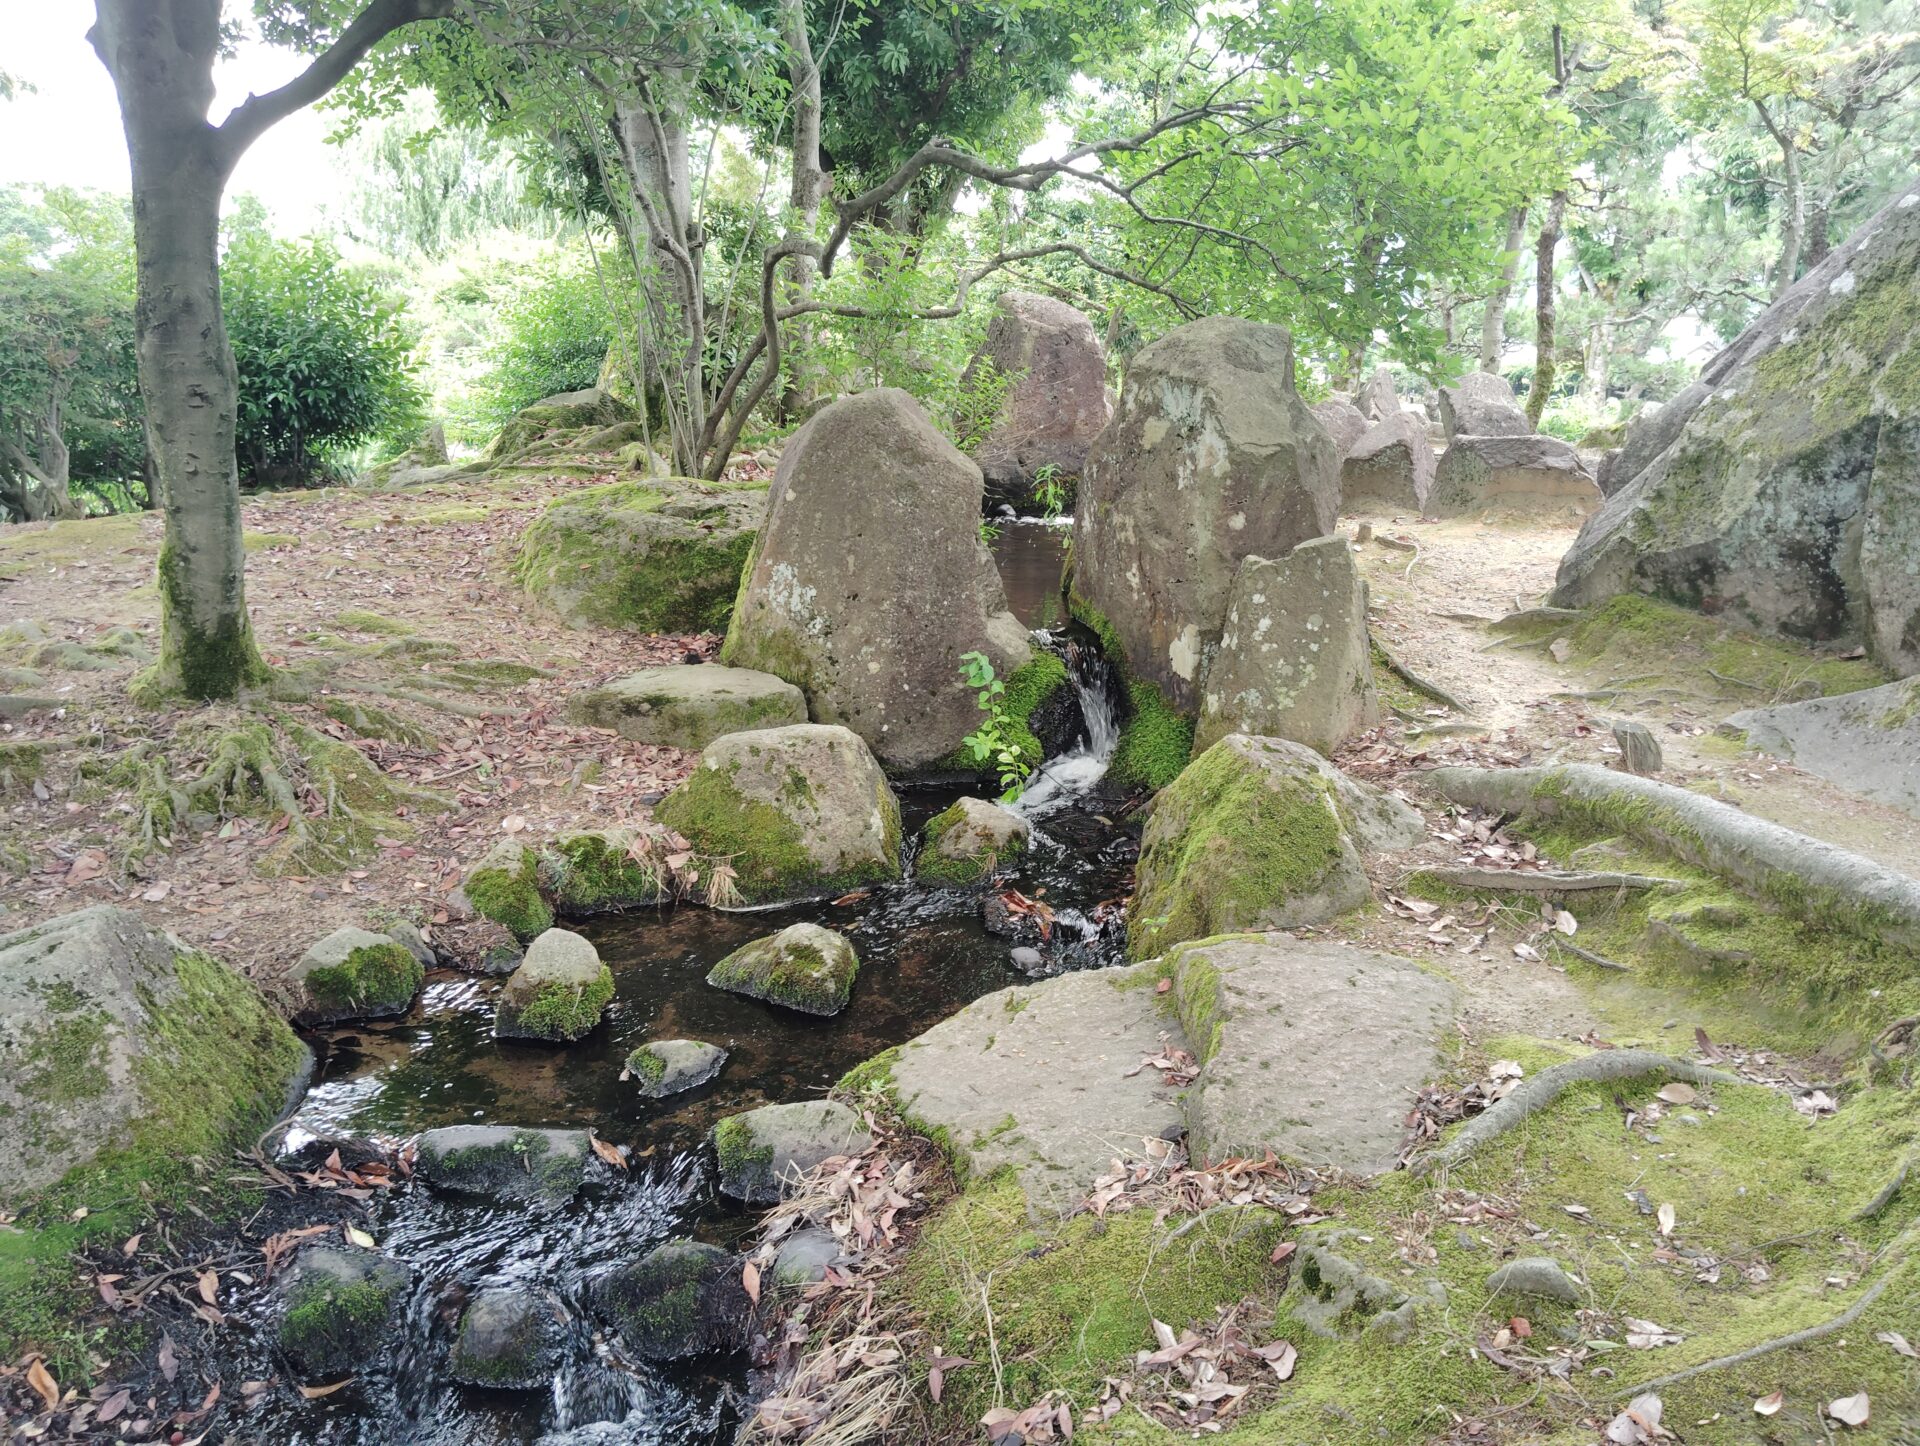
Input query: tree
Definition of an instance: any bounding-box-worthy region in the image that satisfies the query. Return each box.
[88,0,461,702]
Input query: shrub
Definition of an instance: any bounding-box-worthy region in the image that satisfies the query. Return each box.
[473,255,631,428]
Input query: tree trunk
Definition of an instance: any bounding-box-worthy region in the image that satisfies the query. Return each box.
[1755,99,1804,297]
[778,0,827,422]
[1525,189,1567,429]
[1480,205,1527,373]
[1804,198,1832,272]
[92,0,266,700]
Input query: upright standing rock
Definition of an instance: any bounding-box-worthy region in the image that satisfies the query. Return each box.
[966,291,1111,509]
[1425,435,1601,520]
[1071,317,1339,715]
[1197,536,1378,755]
[1437,373,1530,441]
[1356,367,1400,421]
[720,389,1033,771]
[1340,410,1435,513]
[1310,397,1369,457]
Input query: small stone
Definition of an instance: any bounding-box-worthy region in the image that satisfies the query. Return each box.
[275,1246,411,1382]
[706,922,858,1016]
[710,1100,873,1204]
[626,1039,727,1098]
[593,1239,751,1359]
[1486,1256,1583,1304]
[495,929,614,1042]
[771,1228,845,1288]
[1611,720,1663,775]
[383,920,437,969]
[1009,946,1045,971]
[415,1125,591,1207]
[917,797,1030,886]
[290,926,423,1026]
[448,1286,566,1390]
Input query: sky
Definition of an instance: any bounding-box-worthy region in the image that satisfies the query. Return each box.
[0,7,350,230]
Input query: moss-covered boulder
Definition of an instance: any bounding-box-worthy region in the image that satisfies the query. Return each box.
[0,906,306,1209]
[592,1239,752,1360]
[916,796,1030,885]
[486,386,634,463]
[512,478,763,634]
[1553,179,1920,671]
[538,827,666,914]
[564,663,806,750]
[275,1245,412,1382]
[710,1099,873,1204]
[448,1285,567,1389]
[289,926,423,1026]
[494,928,614,1042]
[719,387,1034,772]
[653,723,903,905]
[626,1038,727,1098]
[463,837,554,942]
[416,1125,591,1206]
[706,922,859,1015]
[1128,734,1423,960]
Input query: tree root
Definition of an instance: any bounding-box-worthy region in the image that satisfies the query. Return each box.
[1415,865,1684,895]
[1549,937,1633,973]
[1374,640,1471,713]
[1423,764,1920,952]
[356,680,523,720]
[1853,1153,1914,1222]
[1409,1050,1738,1177]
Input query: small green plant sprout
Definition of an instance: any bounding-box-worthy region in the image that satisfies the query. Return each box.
[959,650,1027,801]
[978,517,1003,545]
[1031,464,1068,519]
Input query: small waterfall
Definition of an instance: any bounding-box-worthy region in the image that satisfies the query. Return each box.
[1014,632,1122,816]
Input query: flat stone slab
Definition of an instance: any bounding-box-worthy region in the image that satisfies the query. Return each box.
[888,962,1185,1215]
[565,664,806,751]
[1731,677,1920,818]
[1167,934,1457,1172]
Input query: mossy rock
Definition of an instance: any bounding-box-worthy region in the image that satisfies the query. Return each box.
[1128,733,1423,960]
[512,478,764,634]
[916,797,1030,886]
[0,740,46,800]
[275,1246,412,1382]
[706,922,859,1016]
[564,663,806,751]
[485,387,634,463]
[415,1125,591,1207]
[494,928,614,1042]
[625,1038,727,1098]
[709,1100,873,1205]
[536,827,667,914]
[653,723,902,906]
[592,1239,751,1360]
[447,1285,566,1389]
[463,837,554,942]
[289,927,423,1026]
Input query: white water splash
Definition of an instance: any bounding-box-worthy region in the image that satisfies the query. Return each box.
[1014,634,1121,817]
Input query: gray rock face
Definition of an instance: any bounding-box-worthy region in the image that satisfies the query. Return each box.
[494,928,613,1042]
[488,386,633,462]
[967,291,1111,503]
[0,907,304,1205]
[448,1286,567,1389]
[654,724,903,907]
[564,664,806,751]
[355,424,465,490]
[1310,397,1369,458]
[1552,181,1920,672]
[711,1099,873,1204]
[720,388,1032,771]
[289,925,423,1026]
[1356,367,1400,421]
[887,962,1186,1214]
[1437,373,1530,441]
[707,922,859,1016]
[1197,536,1379,755]
[416,1125,592,1206]
[917,796,1031,885]
[594,1239,751,1359]
[1071,317,1340,712]
[1486,1257,1583,1304]
[1129,734,1424,961]
[1164,934,1456,1170]
[627,1038,728,1098]
[1424,434,1601,520]
[276,1246,413,1381]
[1340,409,1435,513]
[1730,677,1920,817]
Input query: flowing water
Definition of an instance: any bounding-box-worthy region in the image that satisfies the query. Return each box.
[235,600,1133,1444]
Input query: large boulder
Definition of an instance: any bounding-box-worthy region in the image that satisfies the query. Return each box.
[0,907,305,1207]
[1070,317,1340,715]
[1730,677,1920,818]
[966,291,1111,508]
[1339,409,1434,513]
[882,961,1185,1213]
[1424,434,1601,520]
[1552,180,1920,672]
[564,664,806,751]
[711,1099,873,1204]
[1356,367,1399,421]
[1128,734,1423,960]
[487,386,634,463]
[720,388,1034,771]
[705,922,859,1016]
[275,1246,412,1382]
[288,926,422,1026]
[1162,934,1456,1169]
[653,724,903,906]
[494,928,614,1042]
[593,1239,751,1359]
[1437,373,1530,441]
[512,479,764,634]
[1196,535,1378,755]
[1310,397,1369,457]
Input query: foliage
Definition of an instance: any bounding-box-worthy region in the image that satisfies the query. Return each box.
[222,228,426,485]
[1031,464,1068,520]
[473,251,630,429]
[958,650,1027,800]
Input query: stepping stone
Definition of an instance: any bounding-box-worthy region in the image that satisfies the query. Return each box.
[564,664,806,751]
[626,1038,727,1097]
[415,1125,591,1206]
[710,1099,872,1204]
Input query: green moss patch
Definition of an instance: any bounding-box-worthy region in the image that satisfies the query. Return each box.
[509,966,614,1042]
[302,941,422,1018]
[1069,592,1194,790]
[540,830,664,913]
[466,845,554,942]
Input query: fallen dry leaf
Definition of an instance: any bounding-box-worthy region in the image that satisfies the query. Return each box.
[1875,1330,1917,1359]
[1604,1391,1666,1443]
[1753,1391,1784,1416]
[1655,1082,1697,1105]
[589,1133,628,1171]
[1828,1391,1870,1427]
[297,1378,353,1400]
[742,1260,761,1305]
[1656,1202,1676,1237]
[26,1357,59,1412]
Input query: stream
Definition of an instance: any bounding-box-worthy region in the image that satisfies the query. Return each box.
[236,527,1131,1443]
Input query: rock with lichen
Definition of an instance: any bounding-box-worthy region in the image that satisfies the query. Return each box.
[626,1038,727,1097]
[275,1245,412,1382]
[494,929,614,1042]
[916,797,1031,886]
[1436,372,1530,441]
[1340,409,1434,512]
[592,1239,752,1359]
[0,906,306,1210]
[1127,734,1422,960]
[706,922,858,1016]
[653,724,903,906]
[448,1285,568,1389]
[710,1099,873,1204]
[1424,434,1600,520]
[965,290,1111,511]
[289,926,423,1026]
[416,1124,591,1206]
[564,663,806,751]
[462,837,554,942]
